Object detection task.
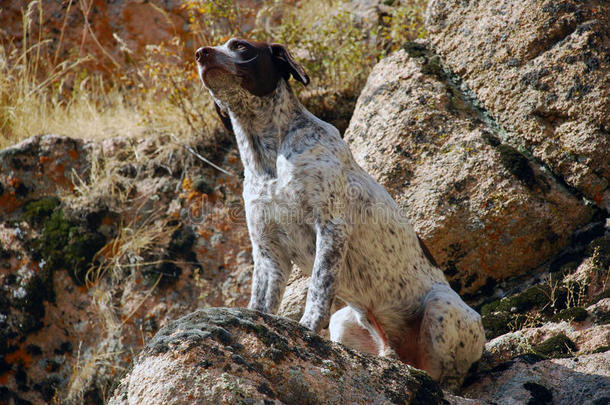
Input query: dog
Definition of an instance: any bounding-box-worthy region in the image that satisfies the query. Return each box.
[196,38,485,389]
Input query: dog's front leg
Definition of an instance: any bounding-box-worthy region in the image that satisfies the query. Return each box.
[300,219,349,332]
[248,238,291,314]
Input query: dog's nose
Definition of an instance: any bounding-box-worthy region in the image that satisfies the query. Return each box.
[195,47,213,63]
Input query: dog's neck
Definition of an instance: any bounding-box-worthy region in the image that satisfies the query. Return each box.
[214,80,303,179]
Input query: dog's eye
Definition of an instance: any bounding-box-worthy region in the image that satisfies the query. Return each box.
[232,42,247,52]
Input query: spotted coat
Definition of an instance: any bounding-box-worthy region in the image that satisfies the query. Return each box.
[196,38,485,389]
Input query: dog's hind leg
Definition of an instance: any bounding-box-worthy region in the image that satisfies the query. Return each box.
[329,306,379,355]
[329,306,399,359]
[415,283,485,390]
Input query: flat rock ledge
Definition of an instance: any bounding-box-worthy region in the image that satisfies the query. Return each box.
[108,307,444,405]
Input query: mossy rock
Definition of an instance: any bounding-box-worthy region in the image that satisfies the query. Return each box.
[403,42,429,59]
[32,208,106,285]
[480,282,578,338]
[551,307,588,323]
[22,197,61,225]
[481,285,554,316]
[169,223,196,255]
[533,333,577,358]
[481,311,512,339]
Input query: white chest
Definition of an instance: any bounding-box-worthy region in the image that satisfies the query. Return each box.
[243,173,316,273]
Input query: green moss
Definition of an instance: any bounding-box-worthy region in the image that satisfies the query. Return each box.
[481,283,578,338]
[480,300,500,315]
[22,197,60,225]
[592,345,610,354]
[33,208,106,285]
[551,307,588,322]
[421,55,444,78]
[534,333,577,358]
[496,144,536,187]
[481,312,512,339]
[481,285,551,316]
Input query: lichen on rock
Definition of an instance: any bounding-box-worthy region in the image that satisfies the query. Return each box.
[108,307,445,405]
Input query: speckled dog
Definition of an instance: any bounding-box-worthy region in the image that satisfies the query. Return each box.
[196,38,485,389]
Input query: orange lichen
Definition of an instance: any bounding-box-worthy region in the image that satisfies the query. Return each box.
[0,191,20,213]
[39,155,52,165]
[187,190,202,202]
[8,177,21,188]
[182,177,193,192]
[199,228,213,239]
[5,345,33,368]
[46,162,69,188]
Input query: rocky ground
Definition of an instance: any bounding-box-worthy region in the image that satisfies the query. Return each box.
[1,0,609,404]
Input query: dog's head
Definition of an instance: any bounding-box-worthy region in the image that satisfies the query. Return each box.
[196,38,309,130]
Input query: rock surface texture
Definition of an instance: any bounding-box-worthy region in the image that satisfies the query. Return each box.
[344,42,595,295]
[107,307,444,405]
[464,353,610,404]
[0,135,90,215]
[426,0,610,210]
[0,133,253,404]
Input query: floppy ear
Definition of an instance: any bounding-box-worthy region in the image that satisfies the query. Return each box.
[270,43,310,86]
[214,101,233,133]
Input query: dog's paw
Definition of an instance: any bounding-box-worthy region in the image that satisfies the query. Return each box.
[380,346,400,361]
[299,316,316,331]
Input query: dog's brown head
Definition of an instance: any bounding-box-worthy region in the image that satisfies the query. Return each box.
[196,38,309,132]
[196,38,309,97]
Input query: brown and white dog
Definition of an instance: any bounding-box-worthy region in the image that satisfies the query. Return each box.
[196,38,484,389]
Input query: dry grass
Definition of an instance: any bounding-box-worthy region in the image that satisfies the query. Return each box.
[0,0,427,150]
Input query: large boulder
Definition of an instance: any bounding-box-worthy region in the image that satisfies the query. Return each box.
[426,0,610,210]
[344,43,595,295]
[108,307,445,405]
